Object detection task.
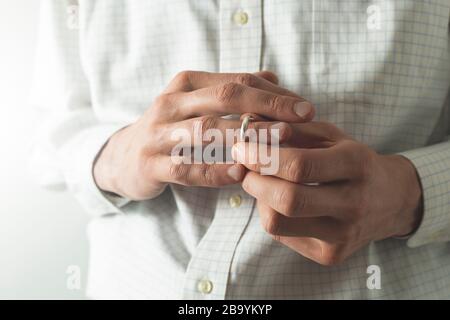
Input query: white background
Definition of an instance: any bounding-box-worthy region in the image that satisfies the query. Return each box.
[0,0,89,299]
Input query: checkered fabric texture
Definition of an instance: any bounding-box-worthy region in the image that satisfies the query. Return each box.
[30,0,450,299]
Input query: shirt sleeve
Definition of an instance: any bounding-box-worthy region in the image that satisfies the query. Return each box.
[29,0,130,217]
[396,18,450,248]
[399,91,450,248]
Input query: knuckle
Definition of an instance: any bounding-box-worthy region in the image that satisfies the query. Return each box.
[348,142,374,180]
[169,163,188,183]
[273,188,289,208]
[199,165,217,186]
[152,93,175,119]
[278,188,301,216]
[265,94,284,114]
[316,121,344,142]
[299,156,315,181]
[319,247,345,266]
[259,70,278,84]
[285,156,303,183]
[242,174,252,192]
[153,93,171,110]
[174,70,194,85]
[361,151,376,179]
[350,188,369,220]
[293,191,308,215]
[263,212,281,236]
[216,82,242,103]
[197,115,218,132]
[235,73,258,87]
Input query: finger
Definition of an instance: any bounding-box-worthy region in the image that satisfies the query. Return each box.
[285,121,347,148]
[232,142,358,183]
[275,233,361,266]
[239,112,267,121]
[243,171,350,218]
[150,155,246,186]
[164,70,299,98]
[257,201,342,241]
[161,84,314,122]
[161,118,292,153]
[253,71,279,85]
[274,235,325,264]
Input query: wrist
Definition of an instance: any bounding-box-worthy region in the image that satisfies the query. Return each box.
[388,155,423,238]
[93,130,123,195]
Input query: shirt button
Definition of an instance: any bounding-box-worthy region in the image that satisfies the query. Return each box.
[229,194,242,208]
[233,11,249,26]
[197,279,213,294]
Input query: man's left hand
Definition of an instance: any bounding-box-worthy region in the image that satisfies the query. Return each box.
[232,121,423,266]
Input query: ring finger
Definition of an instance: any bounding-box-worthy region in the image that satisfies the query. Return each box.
[160,117,292,153]
[243,171,351,218]
[257,201,344,242]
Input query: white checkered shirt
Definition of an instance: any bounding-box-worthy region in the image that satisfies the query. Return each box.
[30,0,450,299]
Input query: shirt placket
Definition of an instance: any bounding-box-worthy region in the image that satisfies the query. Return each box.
[182,187,255,299]
[181,0,262,300]
[219,0,262,72]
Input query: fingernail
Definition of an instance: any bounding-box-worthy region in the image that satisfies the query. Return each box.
[294,102,312,119]
[227,165,243,181]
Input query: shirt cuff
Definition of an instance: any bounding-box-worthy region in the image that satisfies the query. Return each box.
[399,141,450,247]
[59,124,130,217]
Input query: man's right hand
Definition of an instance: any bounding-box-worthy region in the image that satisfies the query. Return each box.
[93,70,315,200]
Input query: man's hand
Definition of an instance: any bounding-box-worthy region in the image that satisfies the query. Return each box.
[93,71,315,200]
[232,121,423,266]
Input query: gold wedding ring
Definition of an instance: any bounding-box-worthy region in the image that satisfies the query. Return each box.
[240,115,253,141]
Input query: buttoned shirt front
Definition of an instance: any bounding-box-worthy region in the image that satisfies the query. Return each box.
[30,0,450,299]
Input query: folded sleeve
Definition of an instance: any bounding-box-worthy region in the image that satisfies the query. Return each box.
[29,0,129,217]
[399,92,450,247]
